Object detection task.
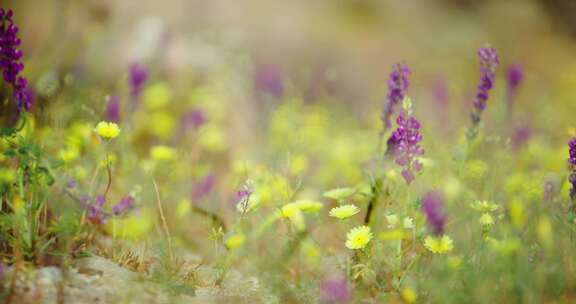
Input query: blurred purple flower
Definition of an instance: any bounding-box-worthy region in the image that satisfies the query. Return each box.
[511,126,531,150]
[87,195,107,224]
[321,275,350,303]
[66,180,77,189]
[112,196,135,216]
[387,112,424,184]
[0,262,4,281]
[381,63,410,131]
[182,109,206,130]
[192,174,215,202]
[129,63,148,100]
[470,47,499,128]
[254,64,283,97]
[105,95,121,122]
[568,138,576,201]
[421,191,446,236]
[507,63,522,98]
[0,9,30,111]
[432,76,449,108]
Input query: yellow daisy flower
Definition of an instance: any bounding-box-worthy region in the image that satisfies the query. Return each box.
[479,213,494,226]
[345,225,372,250]
[329,204,360,219]
[401,287,417,303]
[95,121,120,139]
[424,235,454,254]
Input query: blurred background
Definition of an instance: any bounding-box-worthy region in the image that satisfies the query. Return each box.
[5,0,576,136]
[3,1,576,301]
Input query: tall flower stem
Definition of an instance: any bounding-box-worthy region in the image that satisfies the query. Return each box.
[467,47,499,142]
[363,178,382,225]
[103,150,112,200]
[152,177,174,263]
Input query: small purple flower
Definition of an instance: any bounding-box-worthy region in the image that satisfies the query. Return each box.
[112,196,135,216]
[568,138,576,201]
[66,180,77,189]
[105,95,121,122]
[182,109,206,130]
[421,191,446,236]
[192,174,215,202]
[321,275,350,303]
[470,47,499,128]
[0,262,4,281]
[381,63,411,131]
[237,189,252,201]
[87,195,107,224]
[235,182,254,212]
[0,9,30,111]
[387,112,424,184]
[129,63,148,100]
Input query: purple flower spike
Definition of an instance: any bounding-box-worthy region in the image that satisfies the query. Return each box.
[568,138,576,201]
[470,47,499,128]
[105,95,121,122]
[506,64,523,113]
[0,9,30,111]
[421,191,446,236]
[387,112,424,185]
[381,63,410,131]
[87,195,107,224]
[129,63,148,100]
[112,196,135,216]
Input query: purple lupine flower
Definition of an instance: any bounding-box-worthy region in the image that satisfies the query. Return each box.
[192,174,215,202]
[0,9,30,111]
[506,64,523,110]
[182,109,206,130]
[470,47,499,128]
[112,196,135,216]
[387,111,424,184]
[129,63,148,100]
[421,191,446,236]
[321,275,351,303]
[105,95,121,122]
[87,195,107,224]
[568,138,576,201]
[381,63,410,131]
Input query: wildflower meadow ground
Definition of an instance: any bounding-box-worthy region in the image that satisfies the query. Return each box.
[2,1,576,303]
